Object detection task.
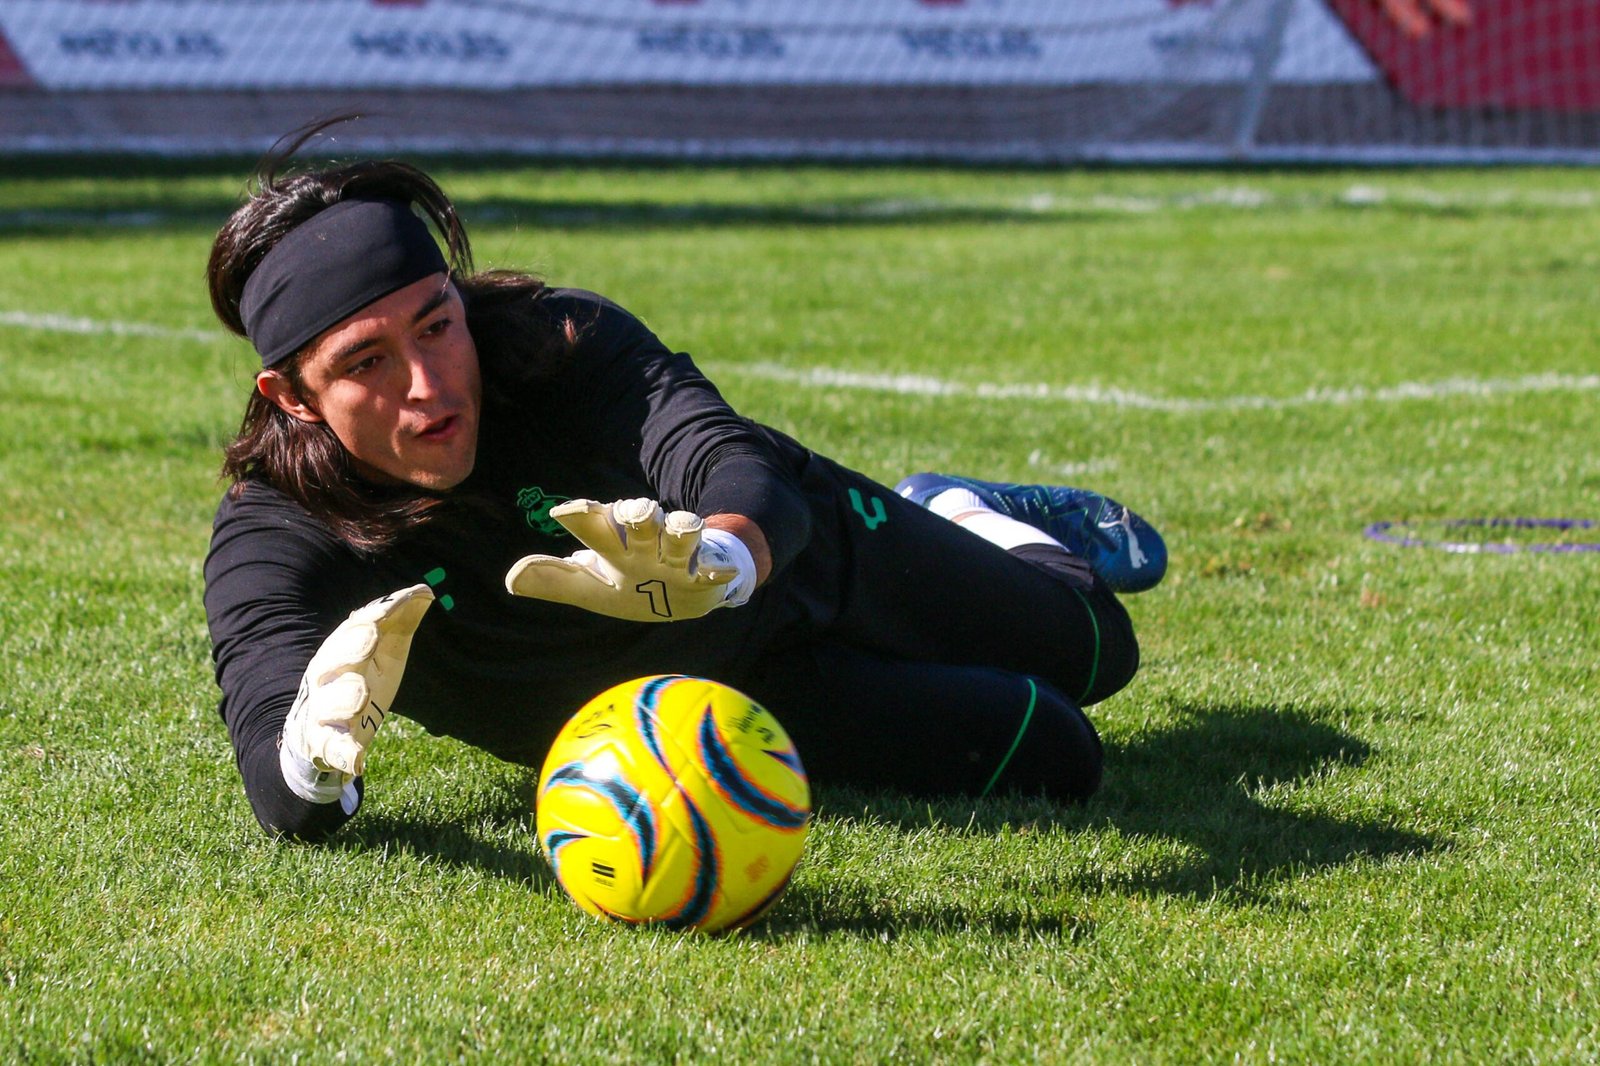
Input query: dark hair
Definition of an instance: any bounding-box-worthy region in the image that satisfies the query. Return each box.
[209,118,570,552]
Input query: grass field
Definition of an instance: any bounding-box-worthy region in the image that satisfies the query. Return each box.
[2,157,1598,1063]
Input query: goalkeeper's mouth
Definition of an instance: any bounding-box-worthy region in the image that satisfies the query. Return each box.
[415,414,464,443]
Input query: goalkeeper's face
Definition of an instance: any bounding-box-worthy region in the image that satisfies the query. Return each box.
[257,273,483,492]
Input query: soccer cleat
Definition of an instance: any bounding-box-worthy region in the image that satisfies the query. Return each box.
[895,472,1168,592]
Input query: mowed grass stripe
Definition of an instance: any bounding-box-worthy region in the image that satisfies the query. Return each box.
[1,162,1597,1063]
[3,308,1598,415]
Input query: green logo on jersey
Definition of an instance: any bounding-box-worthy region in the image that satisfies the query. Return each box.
[516,486,573,537]
[422,567,455,612]
[848,488,888,531]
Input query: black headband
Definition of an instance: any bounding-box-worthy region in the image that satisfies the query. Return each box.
[240,198,449,367]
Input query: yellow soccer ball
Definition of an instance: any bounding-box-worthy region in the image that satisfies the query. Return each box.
[536,674,811,932]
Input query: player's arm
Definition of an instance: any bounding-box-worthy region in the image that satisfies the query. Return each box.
[506,498,761,622]
[206,489,431,841]
[546,290,814,577]
[278,585,434,801]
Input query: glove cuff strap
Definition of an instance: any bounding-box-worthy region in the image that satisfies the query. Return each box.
[700,527,758,608]
[279,734,352,805]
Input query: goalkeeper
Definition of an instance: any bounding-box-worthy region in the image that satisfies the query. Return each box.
[204,133,1166,841]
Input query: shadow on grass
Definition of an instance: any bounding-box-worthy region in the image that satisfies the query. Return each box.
[330,772,555,889]
[333,809,552,887]
[836,702,1441,905]
[323,703,1436,934]
[334,802,1091,940]
[1089,702,1440,901]
[0,195,1115,239]
[756,900,1094,943]
[0,150,1103,233]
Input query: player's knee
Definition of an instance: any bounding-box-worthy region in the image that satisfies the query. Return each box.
[1079,585,1140,706]
[992,681,1104,804]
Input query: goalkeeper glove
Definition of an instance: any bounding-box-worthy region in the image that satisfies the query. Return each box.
[504,498,756,622]
[279,584,434,804]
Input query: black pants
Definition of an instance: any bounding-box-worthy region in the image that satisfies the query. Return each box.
[739,458,1140,805]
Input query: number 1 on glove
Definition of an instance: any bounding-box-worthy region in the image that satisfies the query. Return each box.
[279,583,434,803]
[504,498,756,623]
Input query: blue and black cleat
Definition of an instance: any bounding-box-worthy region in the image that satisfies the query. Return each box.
[895,472,1168,592]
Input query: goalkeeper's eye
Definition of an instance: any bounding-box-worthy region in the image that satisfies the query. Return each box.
[345,354,382,377]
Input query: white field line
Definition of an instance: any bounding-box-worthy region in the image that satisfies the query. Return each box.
[714,363,1600,413]
[3,307,1595,414]
[0,309,224,345]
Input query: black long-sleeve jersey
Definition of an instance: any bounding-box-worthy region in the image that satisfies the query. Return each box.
[205,289,830,835]
[207,289,1139,840]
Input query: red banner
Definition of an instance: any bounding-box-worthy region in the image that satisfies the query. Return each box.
[1329,0,1600,111]
[0,28,33,87]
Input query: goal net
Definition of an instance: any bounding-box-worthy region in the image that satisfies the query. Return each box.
[0,0,1595,163]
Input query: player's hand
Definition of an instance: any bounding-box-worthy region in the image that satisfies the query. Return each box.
[279,584,434,802]
[505,498,755,622]
[1373,0,1471,37]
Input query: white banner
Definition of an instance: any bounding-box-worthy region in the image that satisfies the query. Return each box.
[0,0,1378,89]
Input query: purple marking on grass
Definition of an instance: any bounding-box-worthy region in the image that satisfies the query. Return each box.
[1364,518,1600,554]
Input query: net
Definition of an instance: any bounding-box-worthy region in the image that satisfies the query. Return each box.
[0,0,1595,163]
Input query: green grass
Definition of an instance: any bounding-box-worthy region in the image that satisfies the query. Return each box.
[3,158,1598,1062]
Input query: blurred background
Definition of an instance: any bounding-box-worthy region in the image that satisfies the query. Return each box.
[0,0,1596,164]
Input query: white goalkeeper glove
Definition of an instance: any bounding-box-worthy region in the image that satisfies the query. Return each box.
[278,584,435,804]
[504,498,757,623]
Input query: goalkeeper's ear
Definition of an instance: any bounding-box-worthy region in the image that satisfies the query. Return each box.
[255,367,323,424]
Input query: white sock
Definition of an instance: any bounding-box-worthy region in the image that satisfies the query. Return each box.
[926,488,1064,552]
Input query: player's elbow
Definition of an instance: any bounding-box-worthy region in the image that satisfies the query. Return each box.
[251,798,356,844]
[240,743,360,843]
